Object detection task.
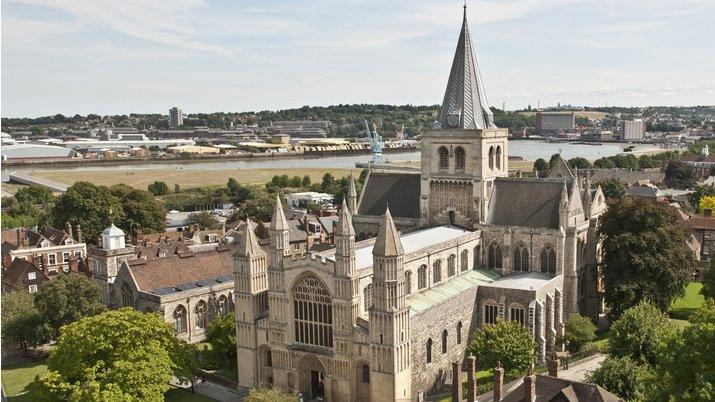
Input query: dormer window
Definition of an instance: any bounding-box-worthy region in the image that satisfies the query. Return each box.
[65,239,74,245]
[41,240,51,248]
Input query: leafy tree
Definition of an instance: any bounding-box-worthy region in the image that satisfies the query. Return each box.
[33,308,194,402]
[469,319,534,373]
[702,260,715,300]
[689,185,715,212]
[599,198,693,317]
[664,161,696,189]
[186,211,221,230]
[586,355,650,401]
[147,181,170,196]
[651,301,715,401]
[594,157,616,168]
[567,157,591,169]
[548,153,561,168]
[289,176,302,187]
[234,191,275,222]
[1,291,50,354]
[533,158,548,174]
[245,386,299,402]
[596,178,628,202]
[34,274,106,338]
[561,314,596,353]
[307,202,324,215]
[110,185,165,234]
[301,175,311,187]
[14,185,55,205]
[206,313,236,367]
[227,178,240,195]
[609,301,673,365]
[699,195,715,213]
[51,182,122,241]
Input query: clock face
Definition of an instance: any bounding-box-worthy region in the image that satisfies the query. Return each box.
[447,114,460,128]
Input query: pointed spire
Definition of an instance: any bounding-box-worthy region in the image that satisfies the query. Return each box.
[337,202,355,236]
[348,172,357,198]
[347,172,358,213]
[437,5,495,130]
[373,207,404,257]
[236,218,265,257]
[560,180,569,205]
[270,194,289,232]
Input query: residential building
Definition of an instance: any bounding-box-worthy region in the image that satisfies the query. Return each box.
[169,107,184,128]
[619,119,645,141]
[1,226,87,274]
[1,258,50,293]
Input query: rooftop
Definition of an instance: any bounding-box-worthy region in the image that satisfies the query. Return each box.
[485,271,555,291]
[407,268,500,315]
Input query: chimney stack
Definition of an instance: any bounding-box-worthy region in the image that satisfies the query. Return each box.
[524,364,536,402]
[547,354,560,377]
[452,361,463,402]
[65,221,72,237]
[466,355,478,402]
[68,253,79,273]
[16,229,21,246]
[493,361,504,401]
[75,224,83,243]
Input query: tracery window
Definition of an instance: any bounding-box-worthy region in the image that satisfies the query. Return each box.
[433,260,442,283]
[540,245,557,274]
[121,283,133,308]
[173,305,187,334]
[438,146,449,170]
[513,244,529,272]
[426,338,433,364]
[510,305,526,327]
[293,274,333,348]
[363,284,372,312]
[488,146,495,170]
[455,147,466,171]
[418,265,427,290]
[195,300,208,329]
[447,254,456,277]
[484,302,498,325]
[460,250,469,272]
[217,295,228,316]
[487,243,503,269]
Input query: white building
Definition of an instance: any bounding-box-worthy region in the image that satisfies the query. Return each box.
[619,119,646,141]
[169,107,184,128]
[286,192,335,209]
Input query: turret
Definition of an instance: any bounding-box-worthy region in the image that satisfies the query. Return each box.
[347,173,358,213]
[334,203,359,331]
[269,195,290,268]
[559,180,569,228]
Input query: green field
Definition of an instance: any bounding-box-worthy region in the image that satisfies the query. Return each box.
[669,282,705,321]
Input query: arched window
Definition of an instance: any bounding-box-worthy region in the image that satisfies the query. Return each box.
[217,295,228,316]
[510,305,526,327]
[293,274,333,348]
[488,243,503,269]
[447,254,456,277]
[195,300,207,329]
[438,146,449,170]
[173,305,187,334]
[455,147,466,171]
[496,145,502,170]
[457,321,463,344]
[433,260,442,283]
[540,245,557,274]
[361,363,370,383]
[441,329,448,354]
[426,338,433,364]
[418,265,427,290]
[488,146,495,170]
[121,283,133,308]
[473,245,481,268]
[513,244,529,272]
[460,250,469,272]
[363,284,372,312]
[405,271,412,295]
[484,301,498,325]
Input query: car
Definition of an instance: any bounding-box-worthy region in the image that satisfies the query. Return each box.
[169,210,180,214]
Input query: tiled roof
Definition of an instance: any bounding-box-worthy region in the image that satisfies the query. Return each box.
[1,258,46,287]
[590,168,665,186]
[487,178,571,229]
[501,374,622,402]
[358,172,421,219]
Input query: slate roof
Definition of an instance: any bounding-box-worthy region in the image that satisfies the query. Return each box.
[590,168,665,186]
[1,258,48,287]
[501,374,623,402]
[357,172,421,219]
[487,178,570,229]
[628,184,662,199]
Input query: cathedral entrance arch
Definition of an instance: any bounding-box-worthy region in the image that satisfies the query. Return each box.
[299,355,326,400]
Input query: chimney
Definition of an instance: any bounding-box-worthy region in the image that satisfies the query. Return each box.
[547,354,560,377]
[75,224,83,243]
[16,229,21,246]
[452,361,463,402]
[493,361,504,401]
[41,255,49,277]
[68,253,79,273]
[65,221,72,237]
[466,355,477,402]
[97,235,102,247]
[524,364,536,402]
[705,209,712,218]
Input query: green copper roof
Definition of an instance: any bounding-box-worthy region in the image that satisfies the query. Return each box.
[407,268,501,316]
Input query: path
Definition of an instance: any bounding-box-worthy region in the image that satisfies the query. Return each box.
[559,353,606,382]
[171,378,247,402]
[7,171,68,192]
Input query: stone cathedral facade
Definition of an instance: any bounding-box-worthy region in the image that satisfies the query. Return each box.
[234,7,606,401]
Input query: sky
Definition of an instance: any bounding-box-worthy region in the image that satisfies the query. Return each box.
[2,0,714,117]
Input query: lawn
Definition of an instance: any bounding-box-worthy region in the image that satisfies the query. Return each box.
[669,282,705,321]
[1,361,49,402]
[165,386,216,401]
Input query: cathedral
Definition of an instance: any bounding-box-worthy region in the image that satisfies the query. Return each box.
[234,7,606,401]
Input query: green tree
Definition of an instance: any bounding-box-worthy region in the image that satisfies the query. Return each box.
[651,301,715,401]
[147,181,170,196]
[596,178,628,202]
[245,386,299,402]
[33,308,193,402]
[469,319,534,373]
[51,182,122,241]
[586,355,650,401]
[561,314,596,353]
[533,158,548,174]
[174,184,181,193]
[186,211,221,230]
[567,157,591,169]
[34,274,106,338]
[702,260,715,300]
[301,175,311,187]
[206,313,236,367]
[14,185,55,205]
[1,291,50,354]
[664,161,696,189]
[609,301,673,365]
[594,157,616,169]
[110,185,166,234]
[598,198,693,317]
[689,185,715,212]
[227,178,240,195]
[234,191,275,222]
[699,196,715,213]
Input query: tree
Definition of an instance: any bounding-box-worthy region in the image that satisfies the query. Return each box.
[245,386,299,402]
[568,157,591,170]
[174,184,181,193]
[609,301,673,365]
[699,196,715,213]
[596,178,628,202]
[34,274,106,338]
[651,301,715,401]
[186,211,221,230]
[594,157,616,169]
[533,158,548,174]
[689,185,715,212]
[227,178,240,195]
[1,291,50,354]
[234,191,275,222]
[599,198,693,317]
[301,175,311,187]
[51,182,122,241]
[147,181,170,196]
[586,355,650,401]
[664,161,696,189]
[469,319,534,373]
[206,313,236,366]
[548,153,561,168]
[561,314,596,353]
[14,185,55,205]
[110,185,166,234]
[33,308,194,402]
[702,260,715,300]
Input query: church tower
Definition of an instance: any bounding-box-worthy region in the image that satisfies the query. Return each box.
[268,195,290,342]
[332,203,360,359]
[234,219,268,387]
[420,6,509,228]
[369,208,412,401]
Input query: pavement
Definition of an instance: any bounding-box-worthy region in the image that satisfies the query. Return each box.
[558,353,606,382]
[171,378,247,402]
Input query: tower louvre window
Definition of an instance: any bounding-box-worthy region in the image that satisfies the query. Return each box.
[455,146,466,170]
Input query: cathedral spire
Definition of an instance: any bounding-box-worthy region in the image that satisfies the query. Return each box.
[373,207,404,257]
[270,194,289,232]
[236,218,265,257]
[437,5,495,130]
[347,172,358,213]
[337,201,355,237]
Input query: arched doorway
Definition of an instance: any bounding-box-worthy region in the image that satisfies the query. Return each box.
[299,355,326,400]
[354,361,371,402]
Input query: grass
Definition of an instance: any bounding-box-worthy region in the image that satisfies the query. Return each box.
[165,386,217,402]
[1,361,49,402]
[669,282,705,321]
[196,342,237,383]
